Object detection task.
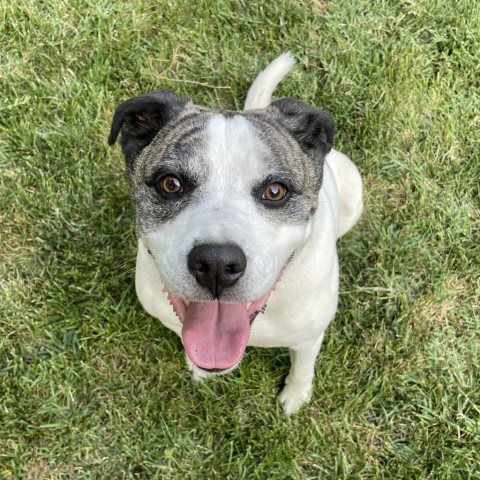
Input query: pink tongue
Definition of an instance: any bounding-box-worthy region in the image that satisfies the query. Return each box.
[181,301,250,370]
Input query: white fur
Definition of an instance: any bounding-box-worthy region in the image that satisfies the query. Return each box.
[135,54,363,415]
[244,52,295,110]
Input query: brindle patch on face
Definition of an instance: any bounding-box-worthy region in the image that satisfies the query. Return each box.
[244,112,325,224]
[128,107,326,235]
[128,109,212,234]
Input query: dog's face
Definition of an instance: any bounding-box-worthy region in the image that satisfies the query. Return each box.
[109,90,334,372]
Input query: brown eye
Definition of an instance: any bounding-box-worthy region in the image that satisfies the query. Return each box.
[159,174,183,194]
[263,182,288,202]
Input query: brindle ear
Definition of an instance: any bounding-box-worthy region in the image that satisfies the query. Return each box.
[269,98,335,156]
[108,89,188,167]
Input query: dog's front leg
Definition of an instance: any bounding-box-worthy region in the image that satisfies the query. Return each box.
[279,334,325,415]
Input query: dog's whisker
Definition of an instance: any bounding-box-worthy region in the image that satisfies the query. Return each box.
[114,258,159,279]
[113,257,137,272]
[114,265,137,279]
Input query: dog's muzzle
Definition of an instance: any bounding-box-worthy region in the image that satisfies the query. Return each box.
[163,249,291,372]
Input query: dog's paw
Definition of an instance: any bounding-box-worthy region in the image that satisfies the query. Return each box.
[278,376,312,416]
[192,369,208,383]
[185,354,207,383]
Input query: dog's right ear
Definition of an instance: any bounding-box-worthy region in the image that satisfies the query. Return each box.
[108,89,188,167]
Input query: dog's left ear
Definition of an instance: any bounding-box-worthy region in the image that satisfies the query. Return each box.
[269,98,335,156]
[108,89,189,167]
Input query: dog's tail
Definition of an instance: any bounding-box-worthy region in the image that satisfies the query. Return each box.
[244,52,295,110]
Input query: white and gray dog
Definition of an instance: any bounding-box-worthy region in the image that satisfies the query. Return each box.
[108,53,363,415]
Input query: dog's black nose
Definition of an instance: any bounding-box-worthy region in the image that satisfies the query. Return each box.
[187,244,247,298]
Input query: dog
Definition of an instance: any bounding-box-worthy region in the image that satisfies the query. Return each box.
[108,53,363,415]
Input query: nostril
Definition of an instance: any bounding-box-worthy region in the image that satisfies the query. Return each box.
[225,263,239,275]
[198,262,209,274]
[190,260,209,273]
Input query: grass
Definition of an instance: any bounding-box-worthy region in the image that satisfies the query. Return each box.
[1,0,479,478]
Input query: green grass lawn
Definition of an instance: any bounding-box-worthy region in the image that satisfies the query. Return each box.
[1,0,479,478]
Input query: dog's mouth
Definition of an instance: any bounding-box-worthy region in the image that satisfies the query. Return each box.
[162,273,283,372]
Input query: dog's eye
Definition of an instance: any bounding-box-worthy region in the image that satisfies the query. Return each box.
[262,182,288,202]
[157,174,183,195]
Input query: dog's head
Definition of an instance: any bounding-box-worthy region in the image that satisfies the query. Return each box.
[109,89,334,372]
